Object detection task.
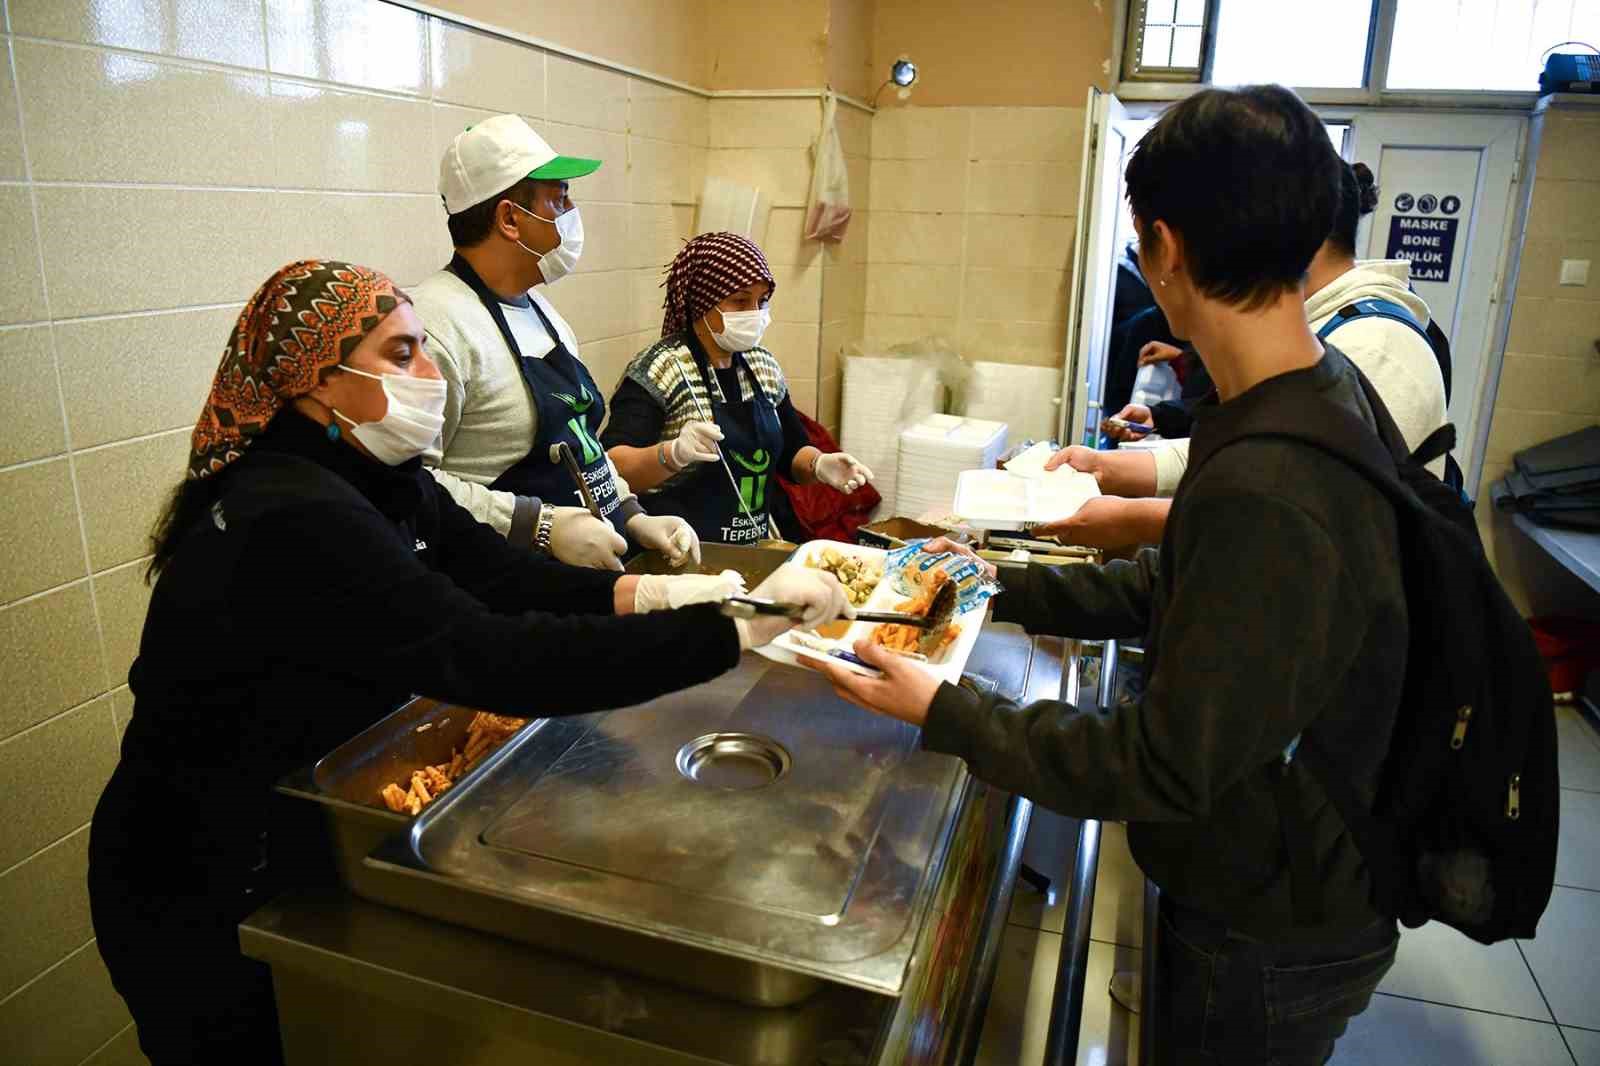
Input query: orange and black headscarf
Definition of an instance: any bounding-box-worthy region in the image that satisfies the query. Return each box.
[188,260,410,479]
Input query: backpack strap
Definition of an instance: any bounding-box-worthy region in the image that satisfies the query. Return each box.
[1316,298,1432,348]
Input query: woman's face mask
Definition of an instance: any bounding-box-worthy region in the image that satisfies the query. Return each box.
[708,306,771,354]
[511,201,584,285]
[332,365,447,465]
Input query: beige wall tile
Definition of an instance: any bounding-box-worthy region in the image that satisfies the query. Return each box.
[1527,179,1600,242]
[11,0,268,69]
[583,333,642,398]
[1506,295,1600,361]
[771,262,822,323]
[708,98,818,149]
[1537,114,1600,184]
[545,269,635,344]
[633,81,709,147]
[0,582,105,741]
[706,147,812,208]
[628,266,664,336]
[0,186,47,325]
[83,1024,148,1066]
[430,102,498,180]
[0,939,131,1066]
[0,39,23,180]
[766,320,820,382]
[761,207,821,268]
[822,261,866,318]
[871,107,970,161]
[818,371,841,429]
[570,201,630,275]
[627,203,684,272]
[788,375,818,416]
[0,326,67,466]
[834,105,872,159]
[111,686,133,740]
[0,826,92,999]
[867,211,964,265]
[0,459,85,603]
[267,80,434,194]
[15,42,273,186]
[964,267,1070,323]
[629,136,701,205]
[546,122,629,204]
[0,696,118,870]
[967,161,1078,217]
[36,186,286,319]
[1515,237,1600,302]
[964,212,1075,270]
[970,107,1085,164]
[1495,353,1600,417]
[93,563,152,690]
[430,20,544,116]
[865,263,961,317]
[863,311,958,348]
[845,155,871,213]
[76,431,189,573]
[819,315,863,381]
[267,0,429,96]
[272,191,450,290]
[547,54,628,134]
[56,307,235,451]
[1485,406,1594,467]
[958,317,1069,367]
[867,159,966,214]
[829,207,870,266]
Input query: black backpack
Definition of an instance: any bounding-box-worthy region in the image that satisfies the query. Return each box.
[1202,364,1558,945]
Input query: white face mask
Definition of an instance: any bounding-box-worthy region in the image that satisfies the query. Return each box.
[332,365,448,465]
[709,307,771,353]
[511,201,584,285]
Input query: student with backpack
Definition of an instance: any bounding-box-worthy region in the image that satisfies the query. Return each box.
[815,85,1556,1066]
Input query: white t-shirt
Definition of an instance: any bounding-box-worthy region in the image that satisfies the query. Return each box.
[499,300,557,360]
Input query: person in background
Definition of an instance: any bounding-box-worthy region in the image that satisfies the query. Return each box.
[1049,159,1447,549]
[602,232,873,546]
[818,86,1406,1066]
[412,114,698,571]
[88,261,848,1066]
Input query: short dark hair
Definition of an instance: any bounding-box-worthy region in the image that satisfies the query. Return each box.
[1124,85,1343,310]
[445,178,537,248]
[1328,161,1379,256]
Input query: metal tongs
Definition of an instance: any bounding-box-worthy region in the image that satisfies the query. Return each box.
[720,578,958,632]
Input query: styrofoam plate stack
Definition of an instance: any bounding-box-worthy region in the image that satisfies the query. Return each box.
[895,414,1009,520]
[840,356,942,515]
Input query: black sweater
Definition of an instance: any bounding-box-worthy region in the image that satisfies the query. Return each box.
[109,412,741,850]
[925,349,1407,938]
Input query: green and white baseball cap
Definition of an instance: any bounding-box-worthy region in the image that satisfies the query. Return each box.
[437,113,601,214]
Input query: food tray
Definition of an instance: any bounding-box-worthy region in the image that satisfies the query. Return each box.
[951,468,1100,531]
[755,540,987,682]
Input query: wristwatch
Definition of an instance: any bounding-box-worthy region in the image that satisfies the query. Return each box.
[533,502,556,554]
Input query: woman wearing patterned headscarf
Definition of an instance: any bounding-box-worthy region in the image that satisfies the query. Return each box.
[87,260,847,1065]
[603,231,873,545]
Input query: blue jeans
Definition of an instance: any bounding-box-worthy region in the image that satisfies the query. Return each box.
[1156,901,1398,1066]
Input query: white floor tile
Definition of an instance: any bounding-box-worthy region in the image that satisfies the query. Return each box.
[1557,706,1600,793]
[1379,920,1552,1020]
[1557,789,1600,891]
[1332,993,1574,1066]
[1564,1025,1600,1066]
[1090,821,1145,950]
[975,923,1140,1066]
[1521,886,1600,1029]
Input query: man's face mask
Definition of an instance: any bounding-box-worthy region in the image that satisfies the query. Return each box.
[511,200,584,285]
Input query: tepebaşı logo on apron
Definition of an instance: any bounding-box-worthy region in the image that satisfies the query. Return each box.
[728,447,771,511]
[552,384,604,464]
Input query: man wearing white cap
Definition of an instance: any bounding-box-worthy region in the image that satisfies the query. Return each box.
[413,114,700,571]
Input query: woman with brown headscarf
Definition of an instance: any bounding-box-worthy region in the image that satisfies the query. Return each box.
[603,232,874,545]
[87,260,848,1065]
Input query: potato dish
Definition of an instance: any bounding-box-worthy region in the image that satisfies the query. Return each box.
[806,546,883,607]
[380,712,527,815]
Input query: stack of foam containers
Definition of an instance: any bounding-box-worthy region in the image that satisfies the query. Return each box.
[895,415,1009,520]
[962,362,1064,444]
[840,356,942,515]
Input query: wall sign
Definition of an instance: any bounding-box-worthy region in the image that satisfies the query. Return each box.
[1385,214,1459,284]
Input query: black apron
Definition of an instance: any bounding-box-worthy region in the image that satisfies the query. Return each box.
[649,346,786,545]
[445,255,629,533]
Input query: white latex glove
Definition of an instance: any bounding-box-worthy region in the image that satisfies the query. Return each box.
[814,452,874,494]
[670,420,724,467]
[626,512,701,567]
[734,563,852,649]
[547,506,627,572]
[634,569,746,613]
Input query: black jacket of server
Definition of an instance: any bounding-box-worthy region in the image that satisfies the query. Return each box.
[88,411,741,1063]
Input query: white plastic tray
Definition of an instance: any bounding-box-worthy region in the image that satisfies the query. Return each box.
[753,540,987,681]
[951,468,1101,531]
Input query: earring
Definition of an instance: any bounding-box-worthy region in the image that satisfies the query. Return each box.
[1159,277,1168,288]
[326,422,341,442]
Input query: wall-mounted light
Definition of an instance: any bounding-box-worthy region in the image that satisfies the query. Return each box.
[874,56,919,107]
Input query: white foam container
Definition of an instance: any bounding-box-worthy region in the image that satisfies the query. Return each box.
[895,415,1009,520]
[951,468,1101,531]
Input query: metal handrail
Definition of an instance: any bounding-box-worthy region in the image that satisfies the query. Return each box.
[950,793,1035,1065]
[1041,639,1117,1065]
[1140,879,1161,1065]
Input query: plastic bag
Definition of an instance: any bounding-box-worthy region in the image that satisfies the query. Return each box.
[804,93,851,242]
[884,540,1002,617]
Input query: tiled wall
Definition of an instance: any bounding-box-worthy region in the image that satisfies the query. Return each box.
[0,1,706,1061]
[861,105,1083,373]
[1478,101,1600,616]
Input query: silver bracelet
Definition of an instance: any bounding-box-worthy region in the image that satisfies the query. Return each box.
[809,451,822,481]
[658,440,678,471]
[534,502,556,554]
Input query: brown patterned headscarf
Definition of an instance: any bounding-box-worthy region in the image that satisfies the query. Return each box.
[188,260,410,479]
[660,232,776,338]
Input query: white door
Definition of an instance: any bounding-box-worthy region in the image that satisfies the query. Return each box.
[1344,111,1525,492]
[1061,88,1130,446]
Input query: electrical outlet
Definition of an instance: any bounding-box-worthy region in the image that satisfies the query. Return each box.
[1559,259,1591,286]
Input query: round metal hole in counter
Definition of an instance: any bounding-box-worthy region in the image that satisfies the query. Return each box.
[674,732,793,790]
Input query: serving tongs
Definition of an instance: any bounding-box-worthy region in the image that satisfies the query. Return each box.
[720,578,958,632]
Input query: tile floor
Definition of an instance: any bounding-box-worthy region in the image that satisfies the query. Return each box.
[974,704,1600,1065]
